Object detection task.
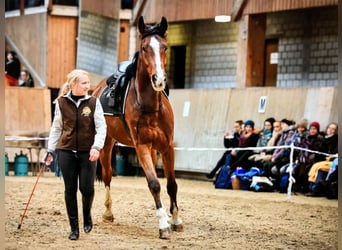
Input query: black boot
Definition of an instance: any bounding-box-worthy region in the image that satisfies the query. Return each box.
[65,193,79,240]
[82,194,94,233]
[206,165,220,179]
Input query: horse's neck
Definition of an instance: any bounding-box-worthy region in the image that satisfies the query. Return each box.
[134,69,161,112]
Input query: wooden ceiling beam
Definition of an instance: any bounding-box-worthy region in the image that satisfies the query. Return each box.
[231,0,248,21]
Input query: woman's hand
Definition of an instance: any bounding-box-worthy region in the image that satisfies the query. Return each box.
[89,148,100,162]
[43,152,54,166]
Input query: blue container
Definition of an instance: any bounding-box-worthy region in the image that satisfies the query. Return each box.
[5,153,9,176]
[115,154,125,176]
[14,151,28,176]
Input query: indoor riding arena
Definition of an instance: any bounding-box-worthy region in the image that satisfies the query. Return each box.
[4,1,339,250]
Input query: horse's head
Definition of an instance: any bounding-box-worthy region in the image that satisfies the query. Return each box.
[138,16,168,92]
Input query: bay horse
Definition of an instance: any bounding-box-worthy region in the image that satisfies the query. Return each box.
[92,16,184,239]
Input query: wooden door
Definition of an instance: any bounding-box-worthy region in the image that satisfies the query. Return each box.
[264,39,278,86]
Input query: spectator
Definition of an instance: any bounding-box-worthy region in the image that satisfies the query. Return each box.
[228,119,259,189]
[249,120,283,164]
[5,51,21,86]
[306,122,338,196]
[228,119,259,172]
[262,118,296,183]
[18,69,34,87]
[293,121,325,193]
[248,117,276,164]
[206,120,243,179]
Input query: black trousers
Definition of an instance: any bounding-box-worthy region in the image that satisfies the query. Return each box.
[58,150,97,198]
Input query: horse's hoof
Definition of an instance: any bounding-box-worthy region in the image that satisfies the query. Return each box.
[159,227,171,239]
[102,214,114,223]
[171,223,184,232]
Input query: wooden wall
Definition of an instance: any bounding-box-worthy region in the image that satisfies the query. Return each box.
[5,13,47,85]
[133,0,338,23]
[134,0,233,23]
[5,87,51,134]
[243,0,338,14]
[82,0,120,19]
[47,16,78,89]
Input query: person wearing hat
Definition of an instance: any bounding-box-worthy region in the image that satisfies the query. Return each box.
[248,118,279,164]
[229,120,259,170]
[293,121,326,193]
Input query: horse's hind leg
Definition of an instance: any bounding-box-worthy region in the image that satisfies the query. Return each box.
[162,146,184,232]
[99,136,115,222]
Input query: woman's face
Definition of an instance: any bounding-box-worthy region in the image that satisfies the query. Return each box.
[72,74,90,96]
[233,122,242,133]
[245,125,253,133]
[326,123,337,136]
[273,122,281,132]
[309,126,318,136]
[264,121,272,131]
[297,126,306,134]
[7,52,13,61]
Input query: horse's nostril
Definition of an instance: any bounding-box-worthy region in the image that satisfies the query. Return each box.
[152,74,158,83]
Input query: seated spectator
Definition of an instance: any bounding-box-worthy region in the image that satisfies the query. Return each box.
[306,122,338,197]
[18,69,34,87]
[248,117,276,164]
[262,118,296,180]
[228,119,259,172]
[293,121,325,193]
[206,120,243,179]
[5,50,21,86]
[249,120,282,164]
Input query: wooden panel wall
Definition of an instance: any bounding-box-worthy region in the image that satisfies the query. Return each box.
[136,0,233,23]
[47,16,78,89]
[5,87,51,134]
[118,20,130,62]
[243,0,338,14]
[245,14,266,87]
[82,0,120,19]
[5,13,47,85]
[133,0,337,23]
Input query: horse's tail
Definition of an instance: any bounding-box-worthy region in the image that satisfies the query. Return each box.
[96,160,103,182]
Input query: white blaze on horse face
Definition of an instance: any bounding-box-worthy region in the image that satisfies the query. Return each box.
[150,37,166,91]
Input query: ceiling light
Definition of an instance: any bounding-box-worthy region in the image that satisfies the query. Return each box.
[215,15,231,22]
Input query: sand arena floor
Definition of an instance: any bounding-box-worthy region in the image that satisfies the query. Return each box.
[5,173,338,250]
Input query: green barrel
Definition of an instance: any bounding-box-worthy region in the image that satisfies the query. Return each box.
[5,153,9,176]
[14,151,28,176]
[115,154,125,176]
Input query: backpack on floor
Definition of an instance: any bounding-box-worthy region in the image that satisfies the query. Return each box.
[214,165,232,189]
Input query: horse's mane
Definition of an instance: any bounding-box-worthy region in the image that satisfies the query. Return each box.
[125,51,139,80]
[141,22,167,39]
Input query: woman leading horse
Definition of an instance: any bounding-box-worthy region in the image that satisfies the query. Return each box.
[92,16,184,239]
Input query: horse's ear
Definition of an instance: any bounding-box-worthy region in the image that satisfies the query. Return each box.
[138,16,145,35]
[159,16,168,36]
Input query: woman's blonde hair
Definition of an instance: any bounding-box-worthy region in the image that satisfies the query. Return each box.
[54,69,89,103]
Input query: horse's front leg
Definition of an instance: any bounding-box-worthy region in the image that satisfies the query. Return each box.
[162,145,184,232]
[99,137,115,222]
[136,144,171,239]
